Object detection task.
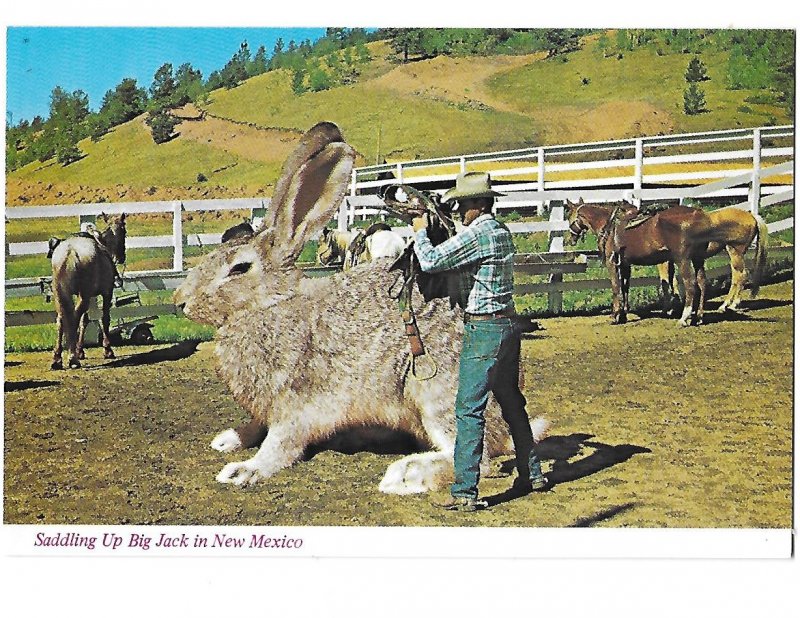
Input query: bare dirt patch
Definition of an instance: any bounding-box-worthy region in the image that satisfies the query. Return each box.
[5,177,263,207]
[373,53,544,113]
[533,100,675,144]
[3,280,792,528]
[174,105,303,164]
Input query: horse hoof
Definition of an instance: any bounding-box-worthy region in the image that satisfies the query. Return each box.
[104,350,116,359]
[68,360,82,369]
[50,361,63,371]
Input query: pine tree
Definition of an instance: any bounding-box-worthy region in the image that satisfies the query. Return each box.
[683,83,707,114]
[291,68,307,95]
[146,110,178,143]
[685,56,709,82]
[150,63,177,110]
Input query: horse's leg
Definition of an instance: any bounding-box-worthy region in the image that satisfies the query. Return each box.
[74,295,91,362]
[676,257,695,327]
[721,245,746,311]
[657,261,678,316]
[58,297,80,369]
[51,313,65,370]
[606,258,624,324]
[693,257,707,325]
[620,261,632,319]
[657,262,670,314]
[100,291,116,359]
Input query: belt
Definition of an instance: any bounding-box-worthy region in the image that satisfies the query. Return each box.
[464,310,515,322]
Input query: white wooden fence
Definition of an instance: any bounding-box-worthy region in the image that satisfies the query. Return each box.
[5,124,794,313]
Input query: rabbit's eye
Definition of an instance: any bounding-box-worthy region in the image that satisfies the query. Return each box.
[228,262,252,276]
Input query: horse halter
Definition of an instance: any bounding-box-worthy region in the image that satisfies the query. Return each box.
[317,242,337,265]
[567,205,588,243]
[99,219,126,265]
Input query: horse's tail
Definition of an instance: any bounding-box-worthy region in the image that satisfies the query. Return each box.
[750,213,769,298]
[51,255,78,346]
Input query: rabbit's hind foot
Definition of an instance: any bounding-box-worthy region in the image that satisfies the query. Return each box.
[210,428,243,453]
[378,451,452,495]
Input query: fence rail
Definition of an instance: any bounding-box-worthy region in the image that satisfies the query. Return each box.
[5,124,794,315]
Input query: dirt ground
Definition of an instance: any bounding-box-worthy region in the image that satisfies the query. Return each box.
[3,279,793,528]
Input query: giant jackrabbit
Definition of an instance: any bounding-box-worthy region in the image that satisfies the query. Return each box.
[174,122,547,494]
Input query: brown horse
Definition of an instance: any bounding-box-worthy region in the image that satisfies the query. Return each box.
[565,200,714,326]
[656,207,768,313]
[50,213,127,369]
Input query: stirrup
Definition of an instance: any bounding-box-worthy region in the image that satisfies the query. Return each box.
[410,353,437,381]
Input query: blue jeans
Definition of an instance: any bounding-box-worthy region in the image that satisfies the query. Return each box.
[451,318,544,499]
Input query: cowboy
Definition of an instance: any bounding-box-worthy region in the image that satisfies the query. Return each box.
[412,172,548,512]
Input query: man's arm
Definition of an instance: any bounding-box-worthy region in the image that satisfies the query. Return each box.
[413,224,482,274]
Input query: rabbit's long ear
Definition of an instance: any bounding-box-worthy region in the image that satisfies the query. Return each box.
[261,122,355,266]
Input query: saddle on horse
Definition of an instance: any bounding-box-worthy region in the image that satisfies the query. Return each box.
[604,202,671,264]
[345,221,394,268]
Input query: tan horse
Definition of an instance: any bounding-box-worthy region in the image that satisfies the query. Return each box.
[316,226,356,266]
[50,213,127,369]
[657,207,768,313]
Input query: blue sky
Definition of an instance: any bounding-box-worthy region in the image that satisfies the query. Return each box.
[5,27,327,124]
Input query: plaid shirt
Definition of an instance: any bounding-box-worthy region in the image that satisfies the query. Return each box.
[413,214,515,314]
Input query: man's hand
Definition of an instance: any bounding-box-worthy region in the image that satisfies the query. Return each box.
[412,215,428,232]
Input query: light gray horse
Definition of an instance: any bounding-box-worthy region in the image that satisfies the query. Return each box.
[50,213,127,369]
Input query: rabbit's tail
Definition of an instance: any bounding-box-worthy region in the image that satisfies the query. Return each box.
[530,416,550,443]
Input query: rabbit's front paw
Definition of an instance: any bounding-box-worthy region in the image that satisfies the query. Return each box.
[216,459,265,486]
[210,428,243,453]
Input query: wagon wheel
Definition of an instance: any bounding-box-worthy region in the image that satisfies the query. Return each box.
[130,324,155,345]
[98,327,124,347]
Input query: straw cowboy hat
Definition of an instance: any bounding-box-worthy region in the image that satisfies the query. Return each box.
[441,172,505,208]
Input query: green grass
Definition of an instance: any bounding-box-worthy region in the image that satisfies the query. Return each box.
[206,69,542,162]
[488,38,792,132]
[4,288,216,353]
[10,119,279,189]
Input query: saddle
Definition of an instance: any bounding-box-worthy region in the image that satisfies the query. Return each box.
[345,222,393,267]
[623,202,671,231]
[602,202,670,264]
[47,231,124,287]
[380,184,456,372]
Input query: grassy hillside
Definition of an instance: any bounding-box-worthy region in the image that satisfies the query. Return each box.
[489,33,790,141]
[6,34,793,201]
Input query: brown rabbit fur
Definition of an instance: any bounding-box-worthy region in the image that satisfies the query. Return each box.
[174,122,547,493]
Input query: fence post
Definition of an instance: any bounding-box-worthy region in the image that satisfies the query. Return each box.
[634,138,643,208]
[537,147,546,216]
[459,156,466,174]
[547,200,565,314]
[338,197,349,232]
[396,162,404,184]
[750,128,762,215]
[350,168,357,197]
[172,200,183,272]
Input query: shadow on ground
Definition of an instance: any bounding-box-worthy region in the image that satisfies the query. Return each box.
[91,340,201,369]
[4,379,60,392]
[486,433,651,508]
